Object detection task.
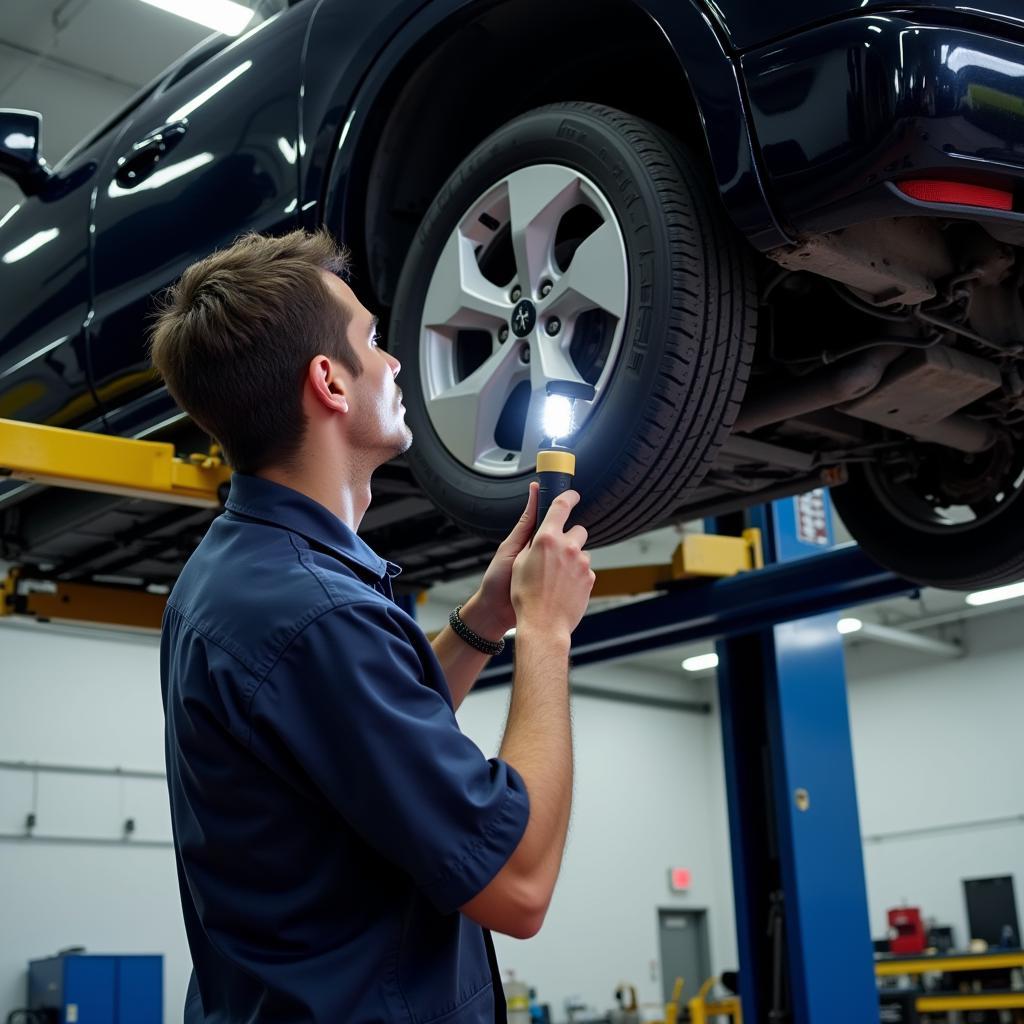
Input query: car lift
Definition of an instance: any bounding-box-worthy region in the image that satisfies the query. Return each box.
[1,417,918,1023]
[0,418,230,630]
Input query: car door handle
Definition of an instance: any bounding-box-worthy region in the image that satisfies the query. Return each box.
[114,121,189,189]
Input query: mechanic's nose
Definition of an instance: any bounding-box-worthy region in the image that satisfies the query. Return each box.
[387,351,401,377]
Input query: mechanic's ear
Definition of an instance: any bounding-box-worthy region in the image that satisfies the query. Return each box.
[308,355,348,414]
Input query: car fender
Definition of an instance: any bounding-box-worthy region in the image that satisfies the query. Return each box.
[301,0,791,260]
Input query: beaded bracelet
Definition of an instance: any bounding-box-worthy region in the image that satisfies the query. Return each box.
[449,605,505,656]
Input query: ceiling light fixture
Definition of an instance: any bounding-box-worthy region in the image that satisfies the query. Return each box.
[965,581,1024,607]
[837,617,863,634]
[137,0,255,37]
[682,652,719,673]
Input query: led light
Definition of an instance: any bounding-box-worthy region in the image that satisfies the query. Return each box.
[137,0,254,36]
[837,617,863,634]
[682,652,719,673]
[2,227,58,264]
[965,581,1024,606]
[542,394,574,440]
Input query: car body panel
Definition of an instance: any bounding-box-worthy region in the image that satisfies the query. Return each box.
[0,142,105,428]
[86,4,313,431]
[306,0,790,264]
[709,0,1024,51]
[742,16,1024,236]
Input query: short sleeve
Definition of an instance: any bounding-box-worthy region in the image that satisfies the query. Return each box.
[248,599,529,914]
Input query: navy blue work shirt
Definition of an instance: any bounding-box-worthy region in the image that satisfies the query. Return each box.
[161,473,530,1023]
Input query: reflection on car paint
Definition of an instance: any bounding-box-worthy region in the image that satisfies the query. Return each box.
[107,152,214,199]
[3,228,59,264]
[167,60,253,122]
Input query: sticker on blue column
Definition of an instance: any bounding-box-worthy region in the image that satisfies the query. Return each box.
[773,489,835,563]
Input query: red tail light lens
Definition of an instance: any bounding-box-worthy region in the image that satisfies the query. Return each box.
[897,180,1014,211]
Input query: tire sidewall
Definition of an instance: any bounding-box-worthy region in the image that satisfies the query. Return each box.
[390,106,687,537]
[834,462,1024,589]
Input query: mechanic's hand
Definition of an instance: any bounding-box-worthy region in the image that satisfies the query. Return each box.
[469,482,541,637]
[511,489,595,638]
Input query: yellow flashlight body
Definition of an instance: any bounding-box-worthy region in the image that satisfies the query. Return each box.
[535,449,577,534]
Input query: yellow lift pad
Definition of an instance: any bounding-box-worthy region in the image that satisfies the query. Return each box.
[592,529,763,598]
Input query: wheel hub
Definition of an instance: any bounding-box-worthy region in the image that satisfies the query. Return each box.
[510,299,536,338]
[418,163,629,477]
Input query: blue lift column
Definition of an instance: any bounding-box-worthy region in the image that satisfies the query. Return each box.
[715,491,879,1024]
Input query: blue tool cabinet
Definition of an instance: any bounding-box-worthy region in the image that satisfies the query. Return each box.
[28,953,162,1024]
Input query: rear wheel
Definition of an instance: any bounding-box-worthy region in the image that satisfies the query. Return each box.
[389,102,757,544]
[832,438,1024,589]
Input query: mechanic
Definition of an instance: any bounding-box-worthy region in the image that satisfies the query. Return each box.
[149,228,595,1024]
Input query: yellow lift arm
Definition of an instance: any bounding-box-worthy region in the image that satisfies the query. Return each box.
[0,417,231,507]
[1,567,168,631]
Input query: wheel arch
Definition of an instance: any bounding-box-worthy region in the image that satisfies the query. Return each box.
[313,0,787,311]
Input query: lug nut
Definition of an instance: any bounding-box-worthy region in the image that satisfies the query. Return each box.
[520,343,531,364]
[545,317,561,336]
[498,325,509,343]
[510,286,522,302]
[540,280,553,298]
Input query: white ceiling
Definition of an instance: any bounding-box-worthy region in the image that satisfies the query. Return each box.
[1,0,1018,685]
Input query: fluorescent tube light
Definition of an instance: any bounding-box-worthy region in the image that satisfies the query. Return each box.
[965,581,1024,607]
[837,617,863,635]
[137,0,254,37]
[682,653,719,673]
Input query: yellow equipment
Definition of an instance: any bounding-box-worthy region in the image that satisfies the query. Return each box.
[688,977,743,1024]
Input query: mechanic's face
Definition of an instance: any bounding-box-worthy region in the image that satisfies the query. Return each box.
[324,272,412,458]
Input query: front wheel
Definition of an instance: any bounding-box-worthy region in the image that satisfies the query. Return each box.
[389,102,757,546]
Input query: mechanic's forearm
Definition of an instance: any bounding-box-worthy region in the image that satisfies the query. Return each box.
[497,625,573,909]
[430,593,500,710]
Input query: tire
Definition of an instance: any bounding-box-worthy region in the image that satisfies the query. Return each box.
[833,459,1024,590]
[390,102,757,545]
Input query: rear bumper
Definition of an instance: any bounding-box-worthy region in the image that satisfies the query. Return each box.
[741,15,1024,238]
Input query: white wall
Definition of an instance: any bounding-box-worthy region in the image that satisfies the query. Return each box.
[457,663,736,1018]
[9,595,1020,1022]
[0,621,187,1023]
[0,620,734,1023]
[845,607,1024,947]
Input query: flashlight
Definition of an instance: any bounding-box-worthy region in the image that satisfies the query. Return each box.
[535,380,596,535]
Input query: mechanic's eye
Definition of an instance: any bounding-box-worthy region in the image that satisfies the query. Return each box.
[370,333,380,347]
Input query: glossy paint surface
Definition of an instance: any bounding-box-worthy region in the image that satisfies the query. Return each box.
[743,17,1024,234]
[0,140,107,427]
[3,0,1024,435]
[87,5,311,429]
[710,0,1024,51]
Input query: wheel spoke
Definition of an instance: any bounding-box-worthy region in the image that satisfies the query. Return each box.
[422,232,510,330]
[534,336,588,391]
[428,342,525,466]
[542,220,627,321]
[507,165,583,295]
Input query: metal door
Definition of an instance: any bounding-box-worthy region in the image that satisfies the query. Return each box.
[658,909,710,1003]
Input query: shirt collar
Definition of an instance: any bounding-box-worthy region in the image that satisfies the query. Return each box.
[223,473,399,583]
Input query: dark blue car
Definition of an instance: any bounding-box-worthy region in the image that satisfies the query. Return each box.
[2,0,1024,589]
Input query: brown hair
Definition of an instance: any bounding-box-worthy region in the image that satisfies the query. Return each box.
[149,228,357,473]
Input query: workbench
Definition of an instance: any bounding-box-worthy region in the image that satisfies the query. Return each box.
[876,948,1024,1018]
